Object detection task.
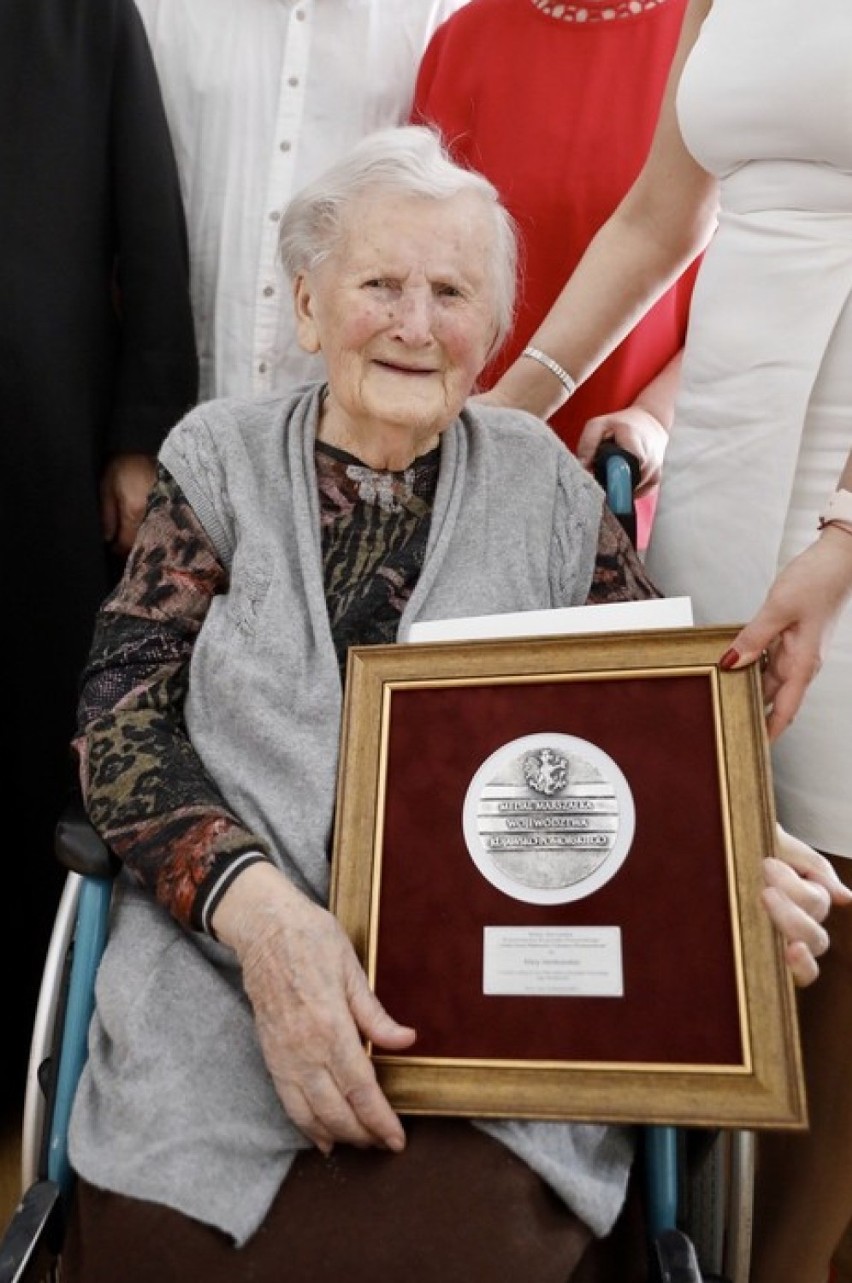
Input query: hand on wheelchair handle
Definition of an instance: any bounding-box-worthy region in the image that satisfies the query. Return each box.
[579,406,666,494]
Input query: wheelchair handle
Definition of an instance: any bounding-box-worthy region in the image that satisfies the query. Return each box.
[592,443,641,545]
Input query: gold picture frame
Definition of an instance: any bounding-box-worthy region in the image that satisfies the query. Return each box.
[330,625,806,1129]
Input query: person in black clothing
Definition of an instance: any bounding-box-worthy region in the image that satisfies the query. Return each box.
[0,0,198,1109]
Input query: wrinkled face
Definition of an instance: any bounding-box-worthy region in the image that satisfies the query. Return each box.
[294,189,499,445]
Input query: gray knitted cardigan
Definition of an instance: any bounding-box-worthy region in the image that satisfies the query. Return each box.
[68,385,635,1246]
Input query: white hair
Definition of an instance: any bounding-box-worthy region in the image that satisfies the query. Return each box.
[278,125,518,356]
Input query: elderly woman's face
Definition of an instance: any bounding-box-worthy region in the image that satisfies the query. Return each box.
[294,189,500,444]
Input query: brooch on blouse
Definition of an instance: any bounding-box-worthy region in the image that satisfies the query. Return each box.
[346,464,416,514]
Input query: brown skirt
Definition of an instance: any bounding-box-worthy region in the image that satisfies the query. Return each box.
[62,1117,646,1283]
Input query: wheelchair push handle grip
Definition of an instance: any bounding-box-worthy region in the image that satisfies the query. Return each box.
[592,442,641,514]
[592,443,641,546]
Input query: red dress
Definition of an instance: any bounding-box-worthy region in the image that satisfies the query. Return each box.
[412,0,697,545]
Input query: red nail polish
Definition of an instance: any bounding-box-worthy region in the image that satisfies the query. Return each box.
[719,647,740,671]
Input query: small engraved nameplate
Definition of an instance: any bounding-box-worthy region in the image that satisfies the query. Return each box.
[483,926,624,996]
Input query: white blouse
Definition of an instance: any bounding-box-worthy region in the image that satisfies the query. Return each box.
[134,0,466,401]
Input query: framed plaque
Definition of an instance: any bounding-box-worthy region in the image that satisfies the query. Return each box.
[330,625,806,1129]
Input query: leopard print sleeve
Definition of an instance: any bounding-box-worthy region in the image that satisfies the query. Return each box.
[586,506,663,604]
[73,467,273,932]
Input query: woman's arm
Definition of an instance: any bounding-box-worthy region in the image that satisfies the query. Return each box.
[80,468,417,1152]
[74,468,274,931]
[721,453,852,740]
[480,0,716,422]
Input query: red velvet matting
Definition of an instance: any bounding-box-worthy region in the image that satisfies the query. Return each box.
[374,673,743,1067]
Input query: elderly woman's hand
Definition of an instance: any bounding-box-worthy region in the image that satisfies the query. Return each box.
[212,862,416,1155]
[762,824,852,987]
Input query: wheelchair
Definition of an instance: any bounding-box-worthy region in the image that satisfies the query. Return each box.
[0,448,754,1281]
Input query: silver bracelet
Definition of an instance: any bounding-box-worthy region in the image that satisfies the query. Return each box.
[521,346,576,397]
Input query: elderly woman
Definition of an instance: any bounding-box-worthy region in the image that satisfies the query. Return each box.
[63,126,843,1283]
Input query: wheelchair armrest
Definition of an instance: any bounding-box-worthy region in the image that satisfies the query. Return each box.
[54,796,119,880]
[0,1180,64,1283]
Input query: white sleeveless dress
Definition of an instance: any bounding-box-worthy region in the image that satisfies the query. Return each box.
[644,0,852,858]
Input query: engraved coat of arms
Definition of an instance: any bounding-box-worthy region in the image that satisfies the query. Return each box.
[522,748,569,795]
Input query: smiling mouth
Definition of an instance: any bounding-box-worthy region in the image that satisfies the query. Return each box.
[375,359,436,375]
